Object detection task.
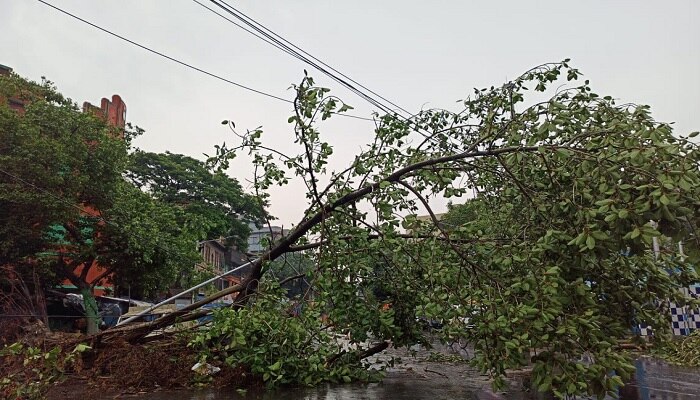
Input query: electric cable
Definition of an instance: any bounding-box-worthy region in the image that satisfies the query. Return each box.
[203,0,402,117]
[34,0,374,121]
[201,0,444,141]
[199,0,413,117]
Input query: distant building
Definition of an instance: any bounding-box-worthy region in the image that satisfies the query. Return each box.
[0,64,27,114]
[83,94,127,133]
[199,240,226,272]
[247,223,288,255]
[197,239,235,291]
[225,246,252,280]
[213,223,289,285]
[195,227,284,295]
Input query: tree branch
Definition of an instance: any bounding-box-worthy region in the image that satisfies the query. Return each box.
[135,144,569,334]
[278,273,306,287]
[396,179,488,278]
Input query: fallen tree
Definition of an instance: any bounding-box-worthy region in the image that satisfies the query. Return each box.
[103,61,699,397]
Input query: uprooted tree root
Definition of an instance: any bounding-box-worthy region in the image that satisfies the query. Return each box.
[2,329,261,400]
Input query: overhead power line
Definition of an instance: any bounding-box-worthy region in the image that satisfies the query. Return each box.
[201,0,410,118]
[35,0,290,103]
[198,0,444,141]
[34,0,373,121]
[194,0,413,117]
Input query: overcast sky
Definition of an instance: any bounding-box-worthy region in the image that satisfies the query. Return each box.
[2,0,698,225]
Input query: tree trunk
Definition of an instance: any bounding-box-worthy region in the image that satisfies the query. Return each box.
[80,287,100,334]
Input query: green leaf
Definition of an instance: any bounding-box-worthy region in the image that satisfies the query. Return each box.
[631,228,640,239]
[72,343,91,353]
[586,235,595,250]
[270,360,282,371]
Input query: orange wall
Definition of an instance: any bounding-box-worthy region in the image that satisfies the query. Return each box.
[60,204,113,296]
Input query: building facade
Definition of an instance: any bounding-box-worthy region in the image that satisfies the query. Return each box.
[82,94,127,133]
[247,223,288,255]
[198,239,242,292]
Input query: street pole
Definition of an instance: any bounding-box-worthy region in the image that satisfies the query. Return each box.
[115,259,255,326]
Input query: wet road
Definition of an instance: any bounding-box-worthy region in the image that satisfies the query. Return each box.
[123,380,528,400]
[617,358,700,400]
[113,357,700,399]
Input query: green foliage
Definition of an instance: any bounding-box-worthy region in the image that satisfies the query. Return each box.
[189,285,382,387]
[265,252,314,298]
[126,151,264,250]
[656,330,700,367]
[204,60,700,398]
[0,72,201,323]
[0,73,125,265]
[97,181,201,298]
[0,342,89,400]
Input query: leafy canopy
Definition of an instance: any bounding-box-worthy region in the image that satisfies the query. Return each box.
[0,72,199,304]
[127,151,264,249]
[189,61,698,398]
[0,74,124,265]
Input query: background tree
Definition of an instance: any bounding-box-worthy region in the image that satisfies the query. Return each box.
[0,73,128,333]
[65,181,201,300]
[442,198,489,232]
[126,151,265,250]
[0,74,122,267]
[0,72,200,333]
